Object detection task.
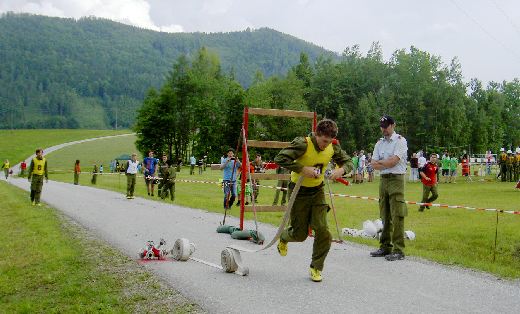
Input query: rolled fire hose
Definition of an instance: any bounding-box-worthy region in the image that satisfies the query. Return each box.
[220,176,304,273]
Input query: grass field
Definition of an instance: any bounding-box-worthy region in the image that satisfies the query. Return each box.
[38,133,520,278]
[0,129,131,166]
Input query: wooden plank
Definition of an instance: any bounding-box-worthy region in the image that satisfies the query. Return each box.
[250,173,291,180]
[247,140,290,149]
[243,205,287,212]
[210,164,221,170]
[248,108,314,119]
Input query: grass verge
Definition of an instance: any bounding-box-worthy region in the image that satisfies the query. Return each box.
[0,180,204,313]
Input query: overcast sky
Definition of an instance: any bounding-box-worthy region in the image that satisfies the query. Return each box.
[2,0,519,84]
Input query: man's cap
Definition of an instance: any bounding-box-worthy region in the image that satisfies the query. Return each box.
[500,148,505,152]
[516,147,520,153]
[380,115,395,128]
[227,148,235,153]
[507,149,512,154]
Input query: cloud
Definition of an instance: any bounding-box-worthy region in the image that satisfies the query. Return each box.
[0,0,183,33]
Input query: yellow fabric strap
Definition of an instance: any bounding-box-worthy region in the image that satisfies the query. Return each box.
[290,137,334,187]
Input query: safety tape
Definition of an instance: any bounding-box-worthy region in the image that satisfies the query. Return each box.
[44,172,520,215]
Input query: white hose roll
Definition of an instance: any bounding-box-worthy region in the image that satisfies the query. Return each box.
[221,248,238,273]
[172,238,194,261]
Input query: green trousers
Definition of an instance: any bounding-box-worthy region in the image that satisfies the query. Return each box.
[30,174,44,203]
[280,183,331,271]
[74,172,79,185]
[501,164,507,181]
[272,180,288,206]
[126,174,136,197]
[160,182,175,201]
[421,184,438,205]
[379,175,407,254]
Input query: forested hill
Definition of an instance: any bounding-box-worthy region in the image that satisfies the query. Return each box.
[0,13,336,129]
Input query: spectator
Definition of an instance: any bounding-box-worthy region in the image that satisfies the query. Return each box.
[409,153,419,182]
[272,166,289,206]
[352,151,359,183]
[441,153,451,183]
[370,115,408,261]
[252,153,264,202]
[419,154,439,212]
[190,155,196,175]
[125,153,139,199]
[20,160,27,177]
[143,151,158,196]
[366,153,374,182]
[220,148,241,210]
[449,154,458,183]
[73,159,80,185]
[358,150,366,183]
[418,152,427,169]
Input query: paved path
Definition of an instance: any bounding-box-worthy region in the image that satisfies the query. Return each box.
[4,135,520,313]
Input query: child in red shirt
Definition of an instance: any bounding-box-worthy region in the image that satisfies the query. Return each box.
[419,154,439,212]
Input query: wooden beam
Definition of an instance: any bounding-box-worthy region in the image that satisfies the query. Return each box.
[250,173,291,180]
[243,205,287,212]
[248,108,315,119]
[247,140,290,149]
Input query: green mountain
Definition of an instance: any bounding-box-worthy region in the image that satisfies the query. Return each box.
[0,13,337,129]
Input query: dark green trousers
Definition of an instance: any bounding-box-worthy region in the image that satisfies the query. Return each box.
[280,183,331,271]
[379,174,407,254]
[160,182,175,201]
[30,174,44,203]
[421,184,438,204]
[272,180,288,206]
[126,174,136,197]
[74,172,79,185]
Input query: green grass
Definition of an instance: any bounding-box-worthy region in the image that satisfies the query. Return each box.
[0,129,131,166]
[43,135,520,279]
[4,129,520,281]
[0,180,202,313]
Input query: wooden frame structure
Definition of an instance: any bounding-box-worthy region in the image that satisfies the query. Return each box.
[238,107,317,229]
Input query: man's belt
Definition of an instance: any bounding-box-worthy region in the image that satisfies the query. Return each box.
[381,173,404,178]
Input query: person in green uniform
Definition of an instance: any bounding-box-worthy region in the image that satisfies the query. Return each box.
[513,147,520,182]
[272,166,289,206]
[91,164,98,184]
[506,150,514,182]
[449,154,458,183]
[27,148,48,206]
[441,153,451,183]
[351,151,359,183]
[73,160,80,185]
[274,119,353,282]
[160,161,176,201]
[498,148,507,181]
[1,159,10,179]
[370,115,408,261]
[125,153,139,199]
[157,154,169,197]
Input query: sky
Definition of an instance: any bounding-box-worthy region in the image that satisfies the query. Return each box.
[1,0,519,84]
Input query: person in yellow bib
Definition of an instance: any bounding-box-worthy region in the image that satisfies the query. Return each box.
[274,119,353,282]
[27,148,48,206]
[1,159,10,179]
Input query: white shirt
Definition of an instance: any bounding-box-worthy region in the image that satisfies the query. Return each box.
[126,160,139,174]
[372,132,408,175]
[418,156,427,168]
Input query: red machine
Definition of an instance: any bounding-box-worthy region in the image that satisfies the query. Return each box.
[138,238,169,260]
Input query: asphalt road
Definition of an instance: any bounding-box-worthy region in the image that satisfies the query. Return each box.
[5,175,520,314]
[4,135,520,313]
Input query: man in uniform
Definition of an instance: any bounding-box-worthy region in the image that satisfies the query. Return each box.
[506,150,514,182]
[370,115,408,261]
[157,154,169,197]
[274,119,352,282]
[513,147,520,182]
[160,161,176,201]
[252,153,264,202]
[272,166,289,206]
[28,148,48,206]
[498,148,507,181]
[125,153,139,199]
